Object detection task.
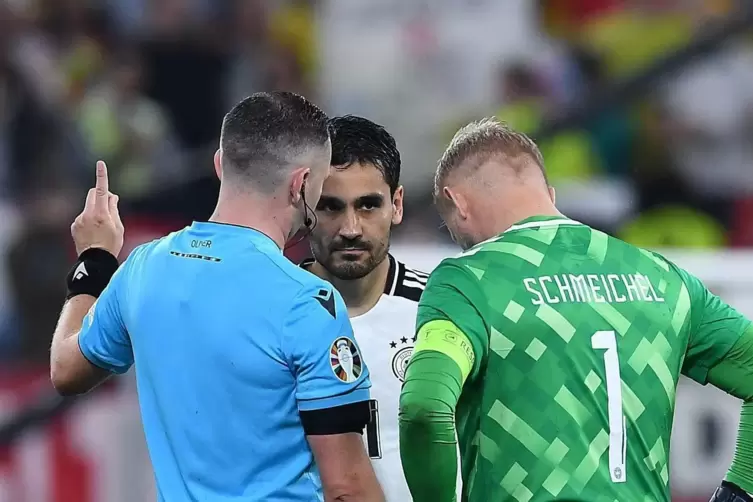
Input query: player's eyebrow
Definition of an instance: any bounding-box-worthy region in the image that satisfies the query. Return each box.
[316,195,346,209]
[355,193,385,207]
[317,193,386,210]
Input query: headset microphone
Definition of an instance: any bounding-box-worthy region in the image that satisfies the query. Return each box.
[283,184,317,251]
[301,186,314,228]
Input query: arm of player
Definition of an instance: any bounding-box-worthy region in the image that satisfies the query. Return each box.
[399,261,488,502]
[706,325,753,501]
[672,264,753,500]
[284,283,384,502]
[51,261,133,396]
[400,321,474,502]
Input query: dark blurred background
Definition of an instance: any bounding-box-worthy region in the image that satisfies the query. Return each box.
[1,0,752,500]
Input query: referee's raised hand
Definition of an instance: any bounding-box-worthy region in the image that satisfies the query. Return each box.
[71,161,125,258]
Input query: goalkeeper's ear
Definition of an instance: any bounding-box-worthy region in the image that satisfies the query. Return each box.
[709,481,753,502]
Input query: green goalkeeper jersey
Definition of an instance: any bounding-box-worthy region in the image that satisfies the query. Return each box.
[415,215,753,502]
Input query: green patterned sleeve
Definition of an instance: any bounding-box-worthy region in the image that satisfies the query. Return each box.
[706,320,753,494]
[416,259,489,380]
[675,265,753,385]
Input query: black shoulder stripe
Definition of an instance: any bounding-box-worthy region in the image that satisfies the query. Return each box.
[403,267,428,284]
[393,260,426,302]
[396,285,423,302]
[405,266,429,277]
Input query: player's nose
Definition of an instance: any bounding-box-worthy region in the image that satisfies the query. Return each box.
[339,210,362,239]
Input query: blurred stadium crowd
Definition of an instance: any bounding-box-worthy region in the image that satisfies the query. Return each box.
[488,0,753,249]
[1,0,752,371]
[0,0,319,365]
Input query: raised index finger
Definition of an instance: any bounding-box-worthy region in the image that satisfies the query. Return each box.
[95,161,109,211]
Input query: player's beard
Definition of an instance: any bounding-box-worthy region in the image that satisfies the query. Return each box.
[318,236,389,280]
[457,233,479,251]
[446,220,484,250]
[443,212,480,251]
[447,228,478,251]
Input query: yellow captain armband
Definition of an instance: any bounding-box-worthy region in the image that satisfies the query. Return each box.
[415,320,476,384]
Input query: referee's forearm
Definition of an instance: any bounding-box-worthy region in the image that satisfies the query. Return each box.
[50,296,106,395]
[399,351,462,502]
[51,295,95,356]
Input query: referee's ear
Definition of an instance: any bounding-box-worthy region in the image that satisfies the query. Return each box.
[289,167,310,204]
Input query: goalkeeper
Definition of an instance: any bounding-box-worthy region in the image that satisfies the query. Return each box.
[398,118,753,502]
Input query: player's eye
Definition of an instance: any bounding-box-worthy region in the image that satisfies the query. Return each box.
[358,197,383,211]
[316,199,343,212]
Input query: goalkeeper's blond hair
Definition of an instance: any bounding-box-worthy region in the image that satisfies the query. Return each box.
[434,117,547,205]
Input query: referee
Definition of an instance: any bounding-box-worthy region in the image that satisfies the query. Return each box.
[50,92,384,502]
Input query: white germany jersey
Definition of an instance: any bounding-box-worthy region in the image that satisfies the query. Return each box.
[303,254,426,500]
[351,255,426,501]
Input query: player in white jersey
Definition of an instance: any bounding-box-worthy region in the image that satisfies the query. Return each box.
[301,115,440,501]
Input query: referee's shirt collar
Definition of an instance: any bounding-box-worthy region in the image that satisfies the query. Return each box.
[189,221,281,254]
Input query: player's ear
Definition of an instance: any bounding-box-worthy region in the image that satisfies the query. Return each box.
[391,185,404,225]
[444,187,469,219]
[289,167,310,204]
[213,149,222,180]
[548,185,556,204]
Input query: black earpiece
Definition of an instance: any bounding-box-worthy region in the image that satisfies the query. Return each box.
[284,181,317,251]
[301,183,313,228]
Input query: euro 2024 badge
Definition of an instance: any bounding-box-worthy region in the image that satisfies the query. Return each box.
[330,337,363,383]
[389,335,416,382]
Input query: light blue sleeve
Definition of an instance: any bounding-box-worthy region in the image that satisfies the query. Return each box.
[283,282,371,411]
[78,261,133,374]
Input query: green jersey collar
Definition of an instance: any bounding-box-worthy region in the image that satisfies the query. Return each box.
[460,215,582,256]
[505,215,583,234]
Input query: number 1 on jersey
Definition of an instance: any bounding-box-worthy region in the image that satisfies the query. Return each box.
[591,330,627,483]
[365,399,382,459]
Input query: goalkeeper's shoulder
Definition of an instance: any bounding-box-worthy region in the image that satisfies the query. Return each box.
[422,251,492,298]
[426,254,476,282]
[417,254,488,320]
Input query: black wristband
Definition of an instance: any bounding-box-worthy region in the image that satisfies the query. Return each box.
[710,481,753,502]
[66,248,119,300]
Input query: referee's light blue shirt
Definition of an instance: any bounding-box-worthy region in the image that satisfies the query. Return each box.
[78,221,371,501]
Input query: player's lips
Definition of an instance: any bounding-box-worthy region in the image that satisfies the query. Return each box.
[335,248,367,255]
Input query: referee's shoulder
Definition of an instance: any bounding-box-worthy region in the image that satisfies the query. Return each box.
[120,236,165,266]
[123,232,176,264]
[267,251,336,299]
[118,230,193,279]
